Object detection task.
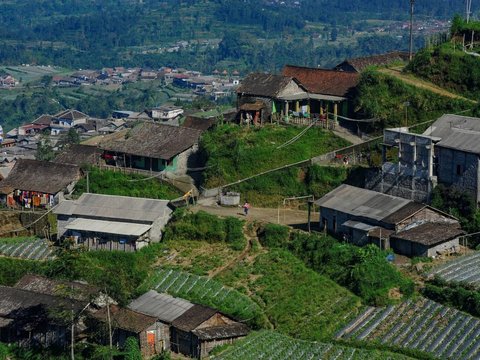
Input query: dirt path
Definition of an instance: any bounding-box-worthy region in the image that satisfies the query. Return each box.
[332,126,364,145]
[208,227,253,278]
[379,67,477,103]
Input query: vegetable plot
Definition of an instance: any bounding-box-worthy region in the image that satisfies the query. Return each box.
[337,298,480,359]
[428,252,480,289]
[0,238,54,260]
[212,331,412,360]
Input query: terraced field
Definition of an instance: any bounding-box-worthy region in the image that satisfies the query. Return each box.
[212,331,413,360]
[428,252,480,289]
[337,298,480,359]
[0,238,55,260]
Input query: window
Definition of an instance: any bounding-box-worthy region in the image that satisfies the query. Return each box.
[456,164,463,176]
[333,216,337,232]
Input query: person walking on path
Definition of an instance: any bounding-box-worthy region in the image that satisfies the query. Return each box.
[243,201,251,216]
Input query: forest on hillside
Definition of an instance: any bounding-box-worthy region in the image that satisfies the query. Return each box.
[0,0,461,71]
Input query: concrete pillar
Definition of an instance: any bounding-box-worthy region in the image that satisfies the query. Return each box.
[334,103,338,123]
[295,101,300,112]
[285,101,289,122]
[307,99,311,114]
[427,144,434,178]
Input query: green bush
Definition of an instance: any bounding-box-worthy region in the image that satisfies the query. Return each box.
[164,210,246,251]
[124,337,142,360]
[258,223,290,248]
[422,277,480,318]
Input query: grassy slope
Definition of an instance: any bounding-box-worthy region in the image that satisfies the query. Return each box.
[73,167,182,200]
[354,68,474,130]
[215,249,362,341]
[201,124,350,188]
[407,43,480,100]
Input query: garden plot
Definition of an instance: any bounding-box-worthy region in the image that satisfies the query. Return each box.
[427,252,480,289]
[212,331,412,360]
[337,298,480,359]
[0,238,55,260]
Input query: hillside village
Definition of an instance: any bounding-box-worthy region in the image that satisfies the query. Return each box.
[2,18,480,360]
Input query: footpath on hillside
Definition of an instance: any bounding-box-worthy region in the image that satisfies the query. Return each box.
[379,67,477,103]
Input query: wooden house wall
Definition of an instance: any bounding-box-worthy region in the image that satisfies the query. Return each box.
[0,324,69,349]
[199,336,246,359]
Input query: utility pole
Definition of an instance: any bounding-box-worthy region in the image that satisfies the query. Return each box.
[409,0,415,60]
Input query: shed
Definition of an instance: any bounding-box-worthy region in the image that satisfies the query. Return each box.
[91,305,161,358]
[390,223,465,257]
[171,304,249,359]
[128,290,248,358]
[54,193,173,251]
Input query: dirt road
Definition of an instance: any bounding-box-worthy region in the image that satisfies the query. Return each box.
[192,203,317,229]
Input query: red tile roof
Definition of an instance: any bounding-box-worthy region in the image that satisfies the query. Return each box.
[282,65,359,97]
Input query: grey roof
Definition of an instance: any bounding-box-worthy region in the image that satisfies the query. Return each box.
[423,114,480,155]
[315,184,412,222]
[65,218,151,236]
[342,220,378,232]
[54,193,172,223]
[127,290,194,323]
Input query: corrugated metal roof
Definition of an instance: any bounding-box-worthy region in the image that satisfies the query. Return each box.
[423,114,480,155]
[342,220,378,231]
[315,184,412,222]
[127,290,194,323]
[54,193,172,223]
[65,218,151,236]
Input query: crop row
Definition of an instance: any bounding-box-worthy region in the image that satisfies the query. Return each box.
[212,331,411,360]
[337,298,480,359]
[0,239,55,260]
[428,252,480,289]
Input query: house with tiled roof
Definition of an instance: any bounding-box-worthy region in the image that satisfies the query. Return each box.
[282,65,359,122]
[236,73,308,124]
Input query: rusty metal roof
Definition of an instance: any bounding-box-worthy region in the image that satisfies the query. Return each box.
[99,122,202,160]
